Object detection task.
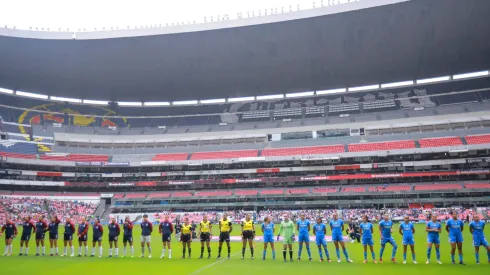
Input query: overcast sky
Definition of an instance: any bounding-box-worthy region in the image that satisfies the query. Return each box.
[0,0,353,30]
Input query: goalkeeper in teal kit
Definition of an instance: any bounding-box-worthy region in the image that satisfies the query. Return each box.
[278,215,295,262]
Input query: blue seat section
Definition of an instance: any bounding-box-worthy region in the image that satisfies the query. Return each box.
[0,106,12,122]
[178,116,209,126]
[1,123,28,134]
[0,141,39,154]
[149,117,179,127]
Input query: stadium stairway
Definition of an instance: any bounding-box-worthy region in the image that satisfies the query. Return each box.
[461,136,468,145]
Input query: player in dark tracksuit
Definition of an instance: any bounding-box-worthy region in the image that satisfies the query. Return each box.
[122,216,134,257]
[48,216,61,256]
[91,219,104,257]
[35,216,48,256]
[62,218,76,257]
[77,217,89,257]
[1,217,17,256]
[19,216,36,256]
[159,215,174,259]
[108,217,121,257]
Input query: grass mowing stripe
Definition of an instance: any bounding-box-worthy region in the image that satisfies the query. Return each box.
[188,251,241,275]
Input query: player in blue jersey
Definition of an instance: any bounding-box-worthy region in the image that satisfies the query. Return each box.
[469,215,490,264]
[426,215,442,264]
[261,216,275,260]
[360,215,377,264]
[446,211,465,265]
[329,213,353,263]
[313,217,330,262]
[296,213,312,261]
[399,216,417,264]
[378,214,397,263]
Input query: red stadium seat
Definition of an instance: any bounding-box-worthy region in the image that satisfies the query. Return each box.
[260,189,284,195]
[414,184,462,191]
[113,193,125,199]
[124,193,148,199]
[348,140,415,152]
[171,191,193,197]
[147,192,172,198]
[368,185,412,192]
[464,183,490,189]
[341,187,366,193]
[235,190,259,196]
[418,137,462,148]
[0,152,36,159]
[312,188,338,193]
[195,191,233,197]
[465,134,490,145]
[286,188,310,194]
[190,150,258,160]
[152,153,189,161]
[40,154,109,162]
[262,145,345,157]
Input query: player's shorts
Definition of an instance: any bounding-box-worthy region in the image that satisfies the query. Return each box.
[380,236,396,246]
[402,236,414,245]
[282,236,294,245]
[315,236,327,246]
[63,234,73,241]
[109,235,118,242]
[35,232,45,240]
[298,233,309,243]
[263,234,274,243]
[331,234,344,242]
[449,234,463,243]
[161,233,171,242]
[123,235,133,243]
[472,237,489,247]
[92,236,102,243]
[200,232,211,242]
[242,230,254,240]
[427,235,440,245]
[219,232,230,242]
[141,235,151,243]
[21,234,31,241]
[78,235,88,242]
[5,234,14,240]
[49,233,58,240]
[362,237,374,246]
[181,234,191,243]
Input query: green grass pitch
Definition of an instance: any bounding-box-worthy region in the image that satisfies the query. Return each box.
[0,224,489,274]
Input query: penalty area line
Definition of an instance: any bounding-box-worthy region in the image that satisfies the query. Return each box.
[187,252,241,275]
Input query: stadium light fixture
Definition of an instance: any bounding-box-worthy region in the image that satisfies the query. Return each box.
[316,88,347,95]
[83,99,109,105]
[172,100,198,106]
[348,84,380,92]
[256,94,284,100]
[380,80,414,89]
[118,101,143,106]
[285,91,314,98]
[228,96,255,102]
[50,96,82,103]
[0,87,13,94]
[452,70,489,80]
[416,76,450,84]
[16,91,48,99]
[200,98,226,104]
[143,101,171,107]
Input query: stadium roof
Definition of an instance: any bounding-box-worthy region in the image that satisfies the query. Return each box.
[0,0,489,102]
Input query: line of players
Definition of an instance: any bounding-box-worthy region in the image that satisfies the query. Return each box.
[1,211,489,264]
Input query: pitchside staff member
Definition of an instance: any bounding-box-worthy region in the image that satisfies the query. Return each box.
[348,218,360,243]
[198,215,212,259]
[77,217,89,257]
[175,222,182,241]
[217,213,233,259]
[35,215,48,256]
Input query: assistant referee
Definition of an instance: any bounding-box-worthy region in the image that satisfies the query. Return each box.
[217,213,233,259]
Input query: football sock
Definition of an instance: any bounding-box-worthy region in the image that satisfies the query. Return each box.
[487,251,490,261]
[4,246,7,254]
[392,245,398,258]
[71,246,74,255]
[343,248,349,260]
[324,246,330,259]
[55,247,58,254]
[109,248,112,256]
[403,252,407,261]
[475,252,479,263]
[188,248,191,257]
[148,246,152,255]
[242,247,245,257]
[227,247,230,257]
[380,245,385,259]
[162,248,165,257]
[371,251,376,260]
[427,248,432,260]
[298,244,302,258]
[99,246,103,256]
[251,247,254,257]
[436,247,440,260]
[85,246,88,255]
[25,248,29,255]
[364,251,367,260]
[218,247,222,256]
[183,247,186,257]
[335,248,340,259]
[318,248,323,259]
[131,246,134,256]
[451,253,455,262]
[412,252,416,261]
[458,253,463,262]
[289,250,293,260]
[141,246,145,256]
[19,247,23,254]
[92,247,95,255]
[168,249,171,258]
[78,247,82,255]
[42,246,45,254]
[306,246,311,259]
[201,247,204,256]
[115,248,118,256]
[263,250,266,259]
[207,247,211,256]
[283,249,286,260]
[36,247,39,254]
[272,250,276,259]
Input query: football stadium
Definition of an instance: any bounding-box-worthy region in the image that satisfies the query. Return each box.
[1,0,490,274]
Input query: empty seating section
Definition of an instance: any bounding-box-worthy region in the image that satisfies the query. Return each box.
[124,193,147,199]
[171,191,193,197]
[235,190,259,196]
[190,150,258,160]
[147,192,172,198]
[152,153,189,161]
[464,183,490,189]
[286,188,309,194]
[312,187,338,193]
[369,185,412,192]
[348,140,415,152]
[113,193,125,199]
[414,184,462,191]
[262,145,344,156]
[260,189,284,195]
[341,187,366,193]
[40,154,109,162]
[418,137,462,148]
[0,141,38,155]
[465,134,490,145]
[195,191,233,197]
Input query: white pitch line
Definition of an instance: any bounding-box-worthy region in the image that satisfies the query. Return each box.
[187,252,241,275]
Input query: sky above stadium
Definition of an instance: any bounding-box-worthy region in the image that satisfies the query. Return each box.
[1,0,354,30]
